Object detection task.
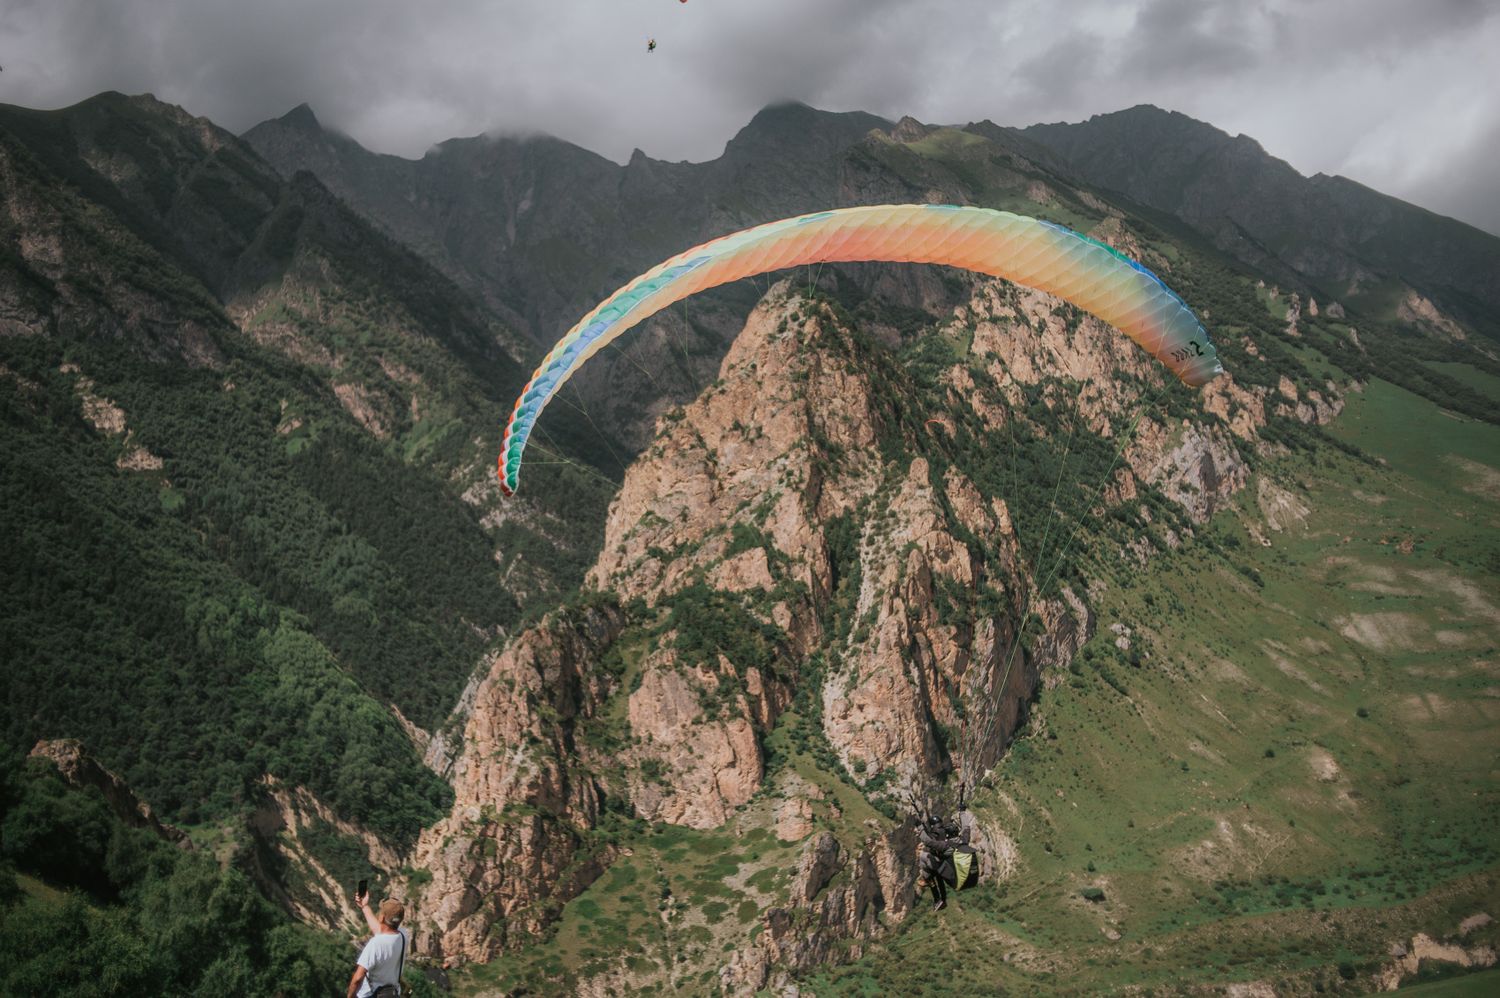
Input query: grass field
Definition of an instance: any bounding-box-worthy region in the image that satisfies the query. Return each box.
[1394,967,1500,994]
[1422,362,1500,401]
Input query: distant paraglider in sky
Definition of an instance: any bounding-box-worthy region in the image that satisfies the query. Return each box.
[497,204,1223,497]
[643,0,689,53]
[645,0,687,53]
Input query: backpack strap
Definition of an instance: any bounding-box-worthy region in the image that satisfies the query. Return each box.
[397,928,406,987]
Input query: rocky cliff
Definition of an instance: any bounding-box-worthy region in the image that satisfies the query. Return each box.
[408,602,625,960]
[403,260,1345,983]
[585,286,1059,807]
[245,776,406,933]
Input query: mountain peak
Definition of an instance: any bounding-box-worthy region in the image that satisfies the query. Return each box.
[747,100,816,123]
[277,103,322,132]
[1113,103,1170,117]
[724,101,892,160]
[888,116,933,142]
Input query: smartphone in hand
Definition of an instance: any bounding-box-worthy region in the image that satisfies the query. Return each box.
[357,878,368,899]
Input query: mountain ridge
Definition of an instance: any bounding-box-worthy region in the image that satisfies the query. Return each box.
[1018,104,1500,330]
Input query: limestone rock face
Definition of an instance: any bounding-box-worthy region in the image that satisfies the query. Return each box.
[406,603,625,962]
[1284,293,1303,337]
[740,822,918,989]
[624,651,779,829]
[1201,375,1267,442]
[590,286,1089,803]
[60,368,169,471]
[1397,290,1467,340]
[959,282,1162,431]
[949,270,1342,528]
[1375,931,1497,991]
[1130,420,1248,523]
[588,287,876,615]
[820,455,1050,785]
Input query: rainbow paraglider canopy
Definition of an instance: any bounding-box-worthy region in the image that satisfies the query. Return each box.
[499,203,1222,496]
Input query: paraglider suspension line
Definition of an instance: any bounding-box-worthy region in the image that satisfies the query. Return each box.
[607,338,666,393]
[531,424,624,492]
[556,386,630,478]
[963,382,1167,783]
[664,305,702,395]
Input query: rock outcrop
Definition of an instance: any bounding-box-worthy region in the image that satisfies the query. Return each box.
[722,823,918,995]
[410,274,1292,977]
[245,776,402,932]
[589,286,1075,800]
[28,739,188,847]
[624,649,785,829]
[1375,930,1497,991]
[407,602,625,961]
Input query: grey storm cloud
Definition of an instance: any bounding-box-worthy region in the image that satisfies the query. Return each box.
[2,0,1497,234]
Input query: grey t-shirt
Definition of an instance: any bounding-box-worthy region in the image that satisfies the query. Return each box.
[356,927,410,997]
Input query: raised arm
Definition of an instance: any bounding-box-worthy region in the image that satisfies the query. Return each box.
[355,890,381,937]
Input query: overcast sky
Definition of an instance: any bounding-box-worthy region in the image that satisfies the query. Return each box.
[4,0,1498,234]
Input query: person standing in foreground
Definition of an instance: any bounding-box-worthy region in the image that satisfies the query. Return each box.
[347,891,409,998]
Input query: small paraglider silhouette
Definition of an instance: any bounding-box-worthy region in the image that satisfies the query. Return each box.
[647,38,657,53]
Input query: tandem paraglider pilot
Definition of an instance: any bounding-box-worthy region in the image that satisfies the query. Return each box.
[348,889,410,998]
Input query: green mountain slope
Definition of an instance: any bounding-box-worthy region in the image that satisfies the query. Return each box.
[0,93,614,843]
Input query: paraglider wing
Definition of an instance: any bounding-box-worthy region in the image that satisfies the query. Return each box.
[499,204,1222,496]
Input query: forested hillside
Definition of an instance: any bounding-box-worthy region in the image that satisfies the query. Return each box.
[0,93,613,849]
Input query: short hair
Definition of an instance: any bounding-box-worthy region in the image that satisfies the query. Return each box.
[379,899,406,929]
